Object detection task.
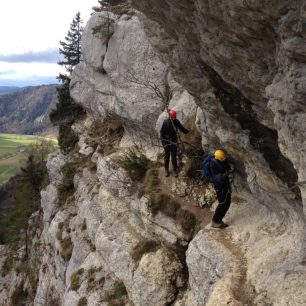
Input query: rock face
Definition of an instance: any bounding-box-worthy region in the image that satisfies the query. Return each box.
[2,1,306,305]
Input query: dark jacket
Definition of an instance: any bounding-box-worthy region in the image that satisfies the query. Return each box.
[160,118,189,146]
[209,158,231,190]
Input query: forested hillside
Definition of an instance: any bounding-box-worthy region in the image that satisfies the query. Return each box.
[0,84,57,135]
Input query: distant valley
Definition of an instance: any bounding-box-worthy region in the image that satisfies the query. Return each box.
[0,84,58,135]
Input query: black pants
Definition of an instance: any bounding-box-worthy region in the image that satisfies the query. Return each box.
[212,187,231,223]
[164,144,178,171]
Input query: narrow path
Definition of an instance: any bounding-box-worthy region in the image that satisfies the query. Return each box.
[157,167,256,305]
[157,167,212,231]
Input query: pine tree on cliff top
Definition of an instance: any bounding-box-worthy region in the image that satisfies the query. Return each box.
[94,0,123,10]
[50,12,86,152]
[58,12,83,74]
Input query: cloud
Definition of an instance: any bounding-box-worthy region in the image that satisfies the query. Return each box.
[0,49,59,63]
[0,69,15,75]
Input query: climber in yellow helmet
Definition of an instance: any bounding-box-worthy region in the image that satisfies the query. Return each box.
[208,149,233,228]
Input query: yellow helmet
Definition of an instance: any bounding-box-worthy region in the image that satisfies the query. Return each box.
[214,149,226,161]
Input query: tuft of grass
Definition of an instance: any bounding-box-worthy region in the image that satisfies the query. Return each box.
[148,193,180,217]
[88,160,97,172]
[176,209,196,231]
[142,168,159,195]
[118,146,150,181]
[11,282,28,306]
[2,254,14,276]
[60,237,73,261]
[70,268,84,291]
[80,219,87,231]
[180,114,204,179]
[106,281,127,305]
[132,240,159,262]
[15,262,27,274]
[56,228,63,241]
[85,238,96,252]
[77,297,87,306]
[89,119,124,156]
[57,162,76,204]
[147,192,196,232]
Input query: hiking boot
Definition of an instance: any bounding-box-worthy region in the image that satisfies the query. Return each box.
[165,169,170,177]
[220,221,229,228]
[211,221,224,228]
[173,169,179,177]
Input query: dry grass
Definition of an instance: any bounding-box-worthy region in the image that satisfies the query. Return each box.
[132,240,160,262]
[141,167,159,195]
[148,193,180,217]
[106,281,128,306]
[70,268,84,291]
[60,237,73,261]
[147,191,196,232]
[77,297,87,306]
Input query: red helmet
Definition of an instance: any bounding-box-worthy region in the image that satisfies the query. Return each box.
[169,109,176,119]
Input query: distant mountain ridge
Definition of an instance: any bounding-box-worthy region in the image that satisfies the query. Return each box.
[0,84,58,135]
[0,86,21,94]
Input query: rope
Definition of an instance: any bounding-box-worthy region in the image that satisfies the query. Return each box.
[252,174,306,194]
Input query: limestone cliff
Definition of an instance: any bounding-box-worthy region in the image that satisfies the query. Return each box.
[1,1,306,305]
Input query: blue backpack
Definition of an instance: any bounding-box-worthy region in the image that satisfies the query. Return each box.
[202,154,222,181]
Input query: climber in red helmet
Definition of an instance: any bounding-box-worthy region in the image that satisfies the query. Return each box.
[160,109,189,177]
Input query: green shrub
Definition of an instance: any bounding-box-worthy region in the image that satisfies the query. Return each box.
[118,146,150,181]
[58,125,79,153]
[132,240,159,262]
[70,268,84,291]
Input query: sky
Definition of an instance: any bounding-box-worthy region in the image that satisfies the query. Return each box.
[0,0,98,87]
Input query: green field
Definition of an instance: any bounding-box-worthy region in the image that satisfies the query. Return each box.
[0,133,57,184]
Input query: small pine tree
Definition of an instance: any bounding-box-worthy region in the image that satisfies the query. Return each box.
[93,0,123,11]
[50,12,86,152]
[58,12,84,74]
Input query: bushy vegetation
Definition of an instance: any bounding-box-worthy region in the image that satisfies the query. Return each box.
[118,146,150,181]
[0,135,56,184]
[58,125,80,153]
[0,141,54,245]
